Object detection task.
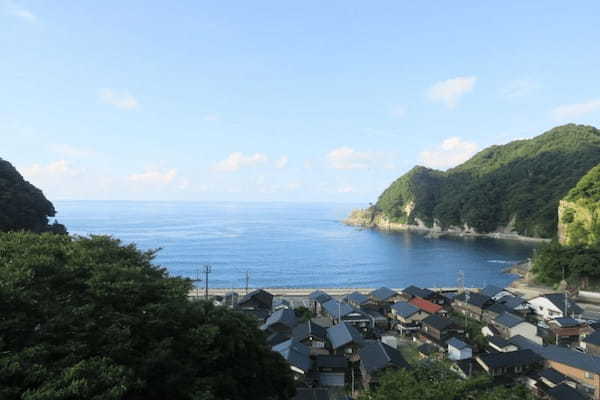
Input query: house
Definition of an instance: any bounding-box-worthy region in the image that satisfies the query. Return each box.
[510,335,600,399]
[420,314,456,345]
[492,312,542,344]
[369,287,401,305]
[548,317,590,342]
[237,289,274,321]
[546,383,588,400]
[453,291,493,321]
[480,285,513,301]
[488,336,518,353]
[215,291,239,308]
[362,309,388,330]
[315,355,347,387]
[327,322,364,360]
[476,349,543,377]
[309,290,332,314]
[292,320,328,351]
[343,291,370,309]
[261,308,298,333]
[446,337,472,360]
[322,299,373,331]
[529,293,583,320]
[272,338,312,381]
[409,296,446,316]
[582,331,600,356]
[496,294,529,315]
[481,302,511,323]
[273,298,292,311]
[390,302,428,334]
[417,342,439,358]
[402,285,436,301]
[359,341,410,388]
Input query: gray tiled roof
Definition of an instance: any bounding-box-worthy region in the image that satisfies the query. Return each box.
[345,291,369,305]
[494,312,525,328]
[538,368,567,385]
[541,293,583,315]
[359,341,409,374]
[264,308,298,330]
[370,287,398,301]
[477,349,542,369]
[551,317,580,327]
[309,290,332,304]
[547,383,587,400]
[481,285,504,298]
[272,338,312,372]
[391,301,420,318]
[327,322,364,349]
[497,295,526,310]
[455,292,491,308]
[403,285,434,299]
[422,314,454,331]
[583,331,600,346]
[488,335,512,348]
[292,320,327,342]
[322,299,354,319]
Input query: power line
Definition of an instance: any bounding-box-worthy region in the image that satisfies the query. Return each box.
[245,270,250,295]
[191,268,202,300]
[203,264,212,300]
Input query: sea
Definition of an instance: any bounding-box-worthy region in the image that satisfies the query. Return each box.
[54,201,540,289]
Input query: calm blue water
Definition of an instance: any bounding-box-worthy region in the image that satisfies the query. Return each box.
[54,201,539,289]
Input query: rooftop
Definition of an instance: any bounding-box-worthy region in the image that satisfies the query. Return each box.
[370,286,398,301]
[409,297,443,314]
[480,285,505,298]
[359,341,410,374]
[322,299,354,319]
[272,338,311,373]
[447,337,469,350]
[292,320,327,342]
[494,312,526,328]
[391,301,420,318]
[263,308,298,330]
[345,291,369,305]
[477,349,542,369]
[546,383,587,400]
[403,285,434,299]
[327,322,364,349]
[422,314,454,331]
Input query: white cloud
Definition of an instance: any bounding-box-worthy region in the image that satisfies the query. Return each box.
[427,76,476,108]
[552,99,600,121]
[419,137,479,169]
[212,152,269,172]
[327,147,375,170]
[390,105,407,118]
[128,168,177,185]
[99,89,139,110]
[4,1,36,22]
[22,160,81,180]
[51,144,96,158]
[501,79,538,98]
[275,155,288,169]
[337,185,355,193]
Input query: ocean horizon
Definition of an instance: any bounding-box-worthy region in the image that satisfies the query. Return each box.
[54,200,540,289]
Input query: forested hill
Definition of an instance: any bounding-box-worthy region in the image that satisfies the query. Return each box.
[0,158,66,233]
[365,124,600,239]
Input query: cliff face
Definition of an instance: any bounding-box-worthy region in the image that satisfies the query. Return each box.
[558,164,600,246]
[348,124,600,240]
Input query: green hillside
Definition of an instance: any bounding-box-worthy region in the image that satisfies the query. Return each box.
[0,158,66,233]
[373,124,600,238]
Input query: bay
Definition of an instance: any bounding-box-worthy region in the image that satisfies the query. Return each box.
[54,201,539,289]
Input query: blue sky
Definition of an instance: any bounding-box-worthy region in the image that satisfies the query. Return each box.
[2,1,600,203]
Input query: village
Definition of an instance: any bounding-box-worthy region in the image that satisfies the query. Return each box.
[210,285,600,400]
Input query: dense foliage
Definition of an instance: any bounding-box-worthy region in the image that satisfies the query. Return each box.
[532,240,600,287]
[375,124,600,238]
[0,233,295,400]
[0,158,66,234]
[358,361,534,400]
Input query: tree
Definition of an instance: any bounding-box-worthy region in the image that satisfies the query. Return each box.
[0,232,295,400]
[358,361,534,400]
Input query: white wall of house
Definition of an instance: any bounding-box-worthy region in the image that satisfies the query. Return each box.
[448,345,472,361]
[529,297,566,320]
[508,322,543,344]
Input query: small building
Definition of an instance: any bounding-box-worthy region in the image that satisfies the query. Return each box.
[292,320,328,351]
[401,285,436,301]
[261,308,298,333]
[548,317,590,342]
[446,337,472,361]
[488,336,518,353]
[343,291,370,309]
[528,293,583,321]
[327,322,364,360]
[409,296,445,316]
[476,349,543,377]
[359,341,410,388]
[315,355,347,387]
[272,338,312,381]
[493,312,541,344]
[322,299,373,331]
[390,302,428,335]
[582,331,600,356]
[453,292,493,321]
[308,290,332,314]
[420,314,456,344]
[369,287,401,305]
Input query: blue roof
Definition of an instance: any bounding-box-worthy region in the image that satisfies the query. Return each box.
[551,317,580,327]
[345,291,369,305]
[370,286,398,301]
[309,290,332,303]
[446,337,469,350]
[584,331,600,346]
[391,301,420,318]
[497,295,526,309]
[272,338,312,372]
[547,383,587,400]
[359,341,409,374]
[327,322,364,349]
[264,308,297,329]
[322,299,354,319]
[494,312,525,328]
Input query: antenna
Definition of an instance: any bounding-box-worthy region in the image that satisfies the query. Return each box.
[203,264,212,300]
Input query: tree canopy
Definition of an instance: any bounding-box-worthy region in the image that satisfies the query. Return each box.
[0,232,295,400]
[359,361,534,400]
[0,158,66,234]
[374,124,600,238]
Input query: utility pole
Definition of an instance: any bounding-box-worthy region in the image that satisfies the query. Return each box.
[191,268,202,300]
[203,264,212,300]
[245,270,250,295]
